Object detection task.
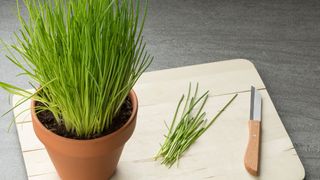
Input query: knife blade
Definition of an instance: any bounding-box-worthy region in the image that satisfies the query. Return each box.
[244,86,262,176]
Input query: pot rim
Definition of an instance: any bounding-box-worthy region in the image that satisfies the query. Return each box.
[31,90,138,145]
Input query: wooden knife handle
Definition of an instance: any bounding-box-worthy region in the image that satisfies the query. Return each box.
[244,120,261,176]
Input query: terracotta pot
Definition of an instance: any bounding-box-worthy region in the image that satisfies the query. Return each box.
[31,90,138,180]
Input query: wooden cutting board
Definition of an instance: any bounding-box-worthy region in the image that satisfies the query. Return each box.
[13,59,305,180]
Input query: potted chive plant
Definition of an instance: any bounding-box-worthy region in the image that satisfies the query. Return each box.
[0,0,152,179]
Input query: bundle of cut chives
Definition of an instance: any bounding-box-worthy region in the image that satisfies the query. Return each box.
[155,83,237,167]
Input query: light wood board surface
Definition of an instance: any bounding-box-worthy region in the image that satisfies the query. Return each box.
[13,59,305,179]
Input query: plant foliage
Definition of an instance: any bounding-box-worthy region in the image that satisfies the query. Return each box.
[155,83,237,167]
[0,0,152,138]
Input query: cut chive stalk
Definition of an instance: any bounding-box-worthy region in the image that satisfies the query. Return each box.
[155,83,238,167]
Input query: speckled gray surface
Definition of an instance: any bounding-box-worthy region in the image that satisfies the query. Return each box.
[0,0,319,179]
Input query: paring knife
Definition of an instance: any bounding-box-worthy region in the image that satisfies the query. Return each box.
[244,86,262,176]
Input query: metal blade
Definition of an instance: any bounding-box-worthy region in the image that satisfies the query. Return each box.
[250,86,262,121]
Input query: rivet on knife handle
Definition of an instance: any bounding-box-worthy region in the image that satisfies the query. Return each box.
[244,120,261,176]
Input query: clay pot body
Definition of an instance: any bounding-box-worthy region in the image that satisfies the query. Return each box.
[31,90,138,180]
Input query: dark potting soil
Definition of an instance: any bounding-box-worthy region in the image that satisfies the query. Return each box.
[35,97,132,140]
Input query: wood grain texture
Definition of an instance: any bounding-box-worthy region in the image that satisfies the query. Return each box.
[244,121,261,176]
[13,60,305,180]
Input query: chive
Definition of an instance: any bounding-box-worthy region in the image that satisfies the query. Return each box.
[155,83,237,167]
[0,0,152,138]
